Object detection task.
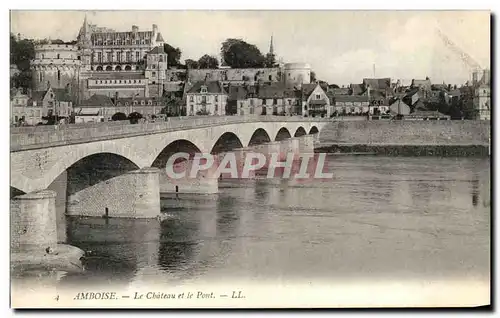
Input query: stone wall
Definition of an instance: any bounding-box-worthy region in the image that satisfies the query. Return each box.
[67,168,160,218]
[319,120,491,146]
[187,68,281,83]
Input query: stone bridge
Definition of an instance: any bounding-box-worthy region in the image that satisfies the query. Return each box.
[10,116,328,255]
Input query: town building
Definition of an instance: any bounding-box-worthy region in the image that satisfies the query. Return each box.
[75,93,168,121]
[301,83,331,118]
[10,89,36,125]
[230,83,300,116]
[332,95,370,115]
[29,86,73,120]
[389,99,411,116]
[185,81,227,116]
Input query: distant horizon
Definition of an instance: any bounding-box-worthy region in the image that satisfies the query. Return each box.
[10,10,491,86]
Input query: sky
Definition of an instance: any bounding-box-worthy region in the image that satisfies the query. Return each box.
[10,10,491,86]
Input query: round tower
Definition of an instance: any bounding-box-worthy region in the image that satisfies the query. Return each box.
[283,63,311,88]
[31,43,81,91]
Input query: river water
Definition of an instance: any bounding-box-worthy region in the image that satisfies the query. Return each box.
[55,155,490,289]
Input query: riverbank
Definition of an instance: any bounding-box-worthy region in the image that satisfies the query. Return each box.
[315,144,489,157]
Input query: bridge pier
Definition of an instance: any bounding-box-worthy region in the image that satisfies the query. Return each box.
[11,190,84,274]
[11,190,58,252]
[67,167,161,218]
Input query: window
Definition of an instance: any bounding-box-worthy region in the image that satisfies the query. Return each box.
[125,102,129,106]
[250,107,254,115]
[39,72,42,82]
[190,105,193,113]
[152,65,156,69]
[273,98,277,105]
[159,55,163,62]
[190,96,194,102]
[133,100,138,105]
[117,52,121,63]
[148,100,152,105]
[202,96,207,103]
[97,52,102,63]
[215,103,218,112]
[215,95,218,102]
[152,72,156,77]
[126,52,131,62]
[57,54,60,59]
[141,100,145,105]
[107,52,113,63]
[316,94,321,99]
[136,51,140,61]
[57,70,61,81]
[250,99,254,106]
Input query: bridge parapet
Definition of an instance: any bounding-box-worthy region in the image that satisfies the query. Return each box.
[11,116,328,152]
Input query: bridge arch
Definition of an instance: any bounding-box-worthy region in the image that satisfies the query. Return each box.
[248,128,272,147]
[210,132,244,154]
[151,139,202,169]
[65,153,140,195]
[294,126,307,137]
[309,126,319,134]
[275,127,292,141]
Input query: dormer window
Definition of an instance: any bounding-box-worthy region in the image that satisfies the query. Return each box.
[200,86,208,94]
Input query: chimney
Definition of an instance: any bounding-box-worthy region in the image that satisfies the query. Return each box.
[152,24,158,34]
[132,25,139,33]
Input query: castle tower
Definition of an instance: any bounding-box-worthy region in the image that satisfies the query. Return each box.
[77,14,93,71]
[145,45,168,98]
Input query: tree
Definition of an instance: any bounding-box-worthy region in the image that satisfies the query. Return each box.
[310,71,317,83]
[221,38,266,68]
[10,33,35,89]
[185,59,199,69]
[111,112,127,121]
[198,54,219,69]
[264,52,276,68]
[163,43,182,66]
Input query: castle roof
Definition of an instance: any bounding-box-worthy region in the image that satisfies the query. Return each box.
[156,33,164,42]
